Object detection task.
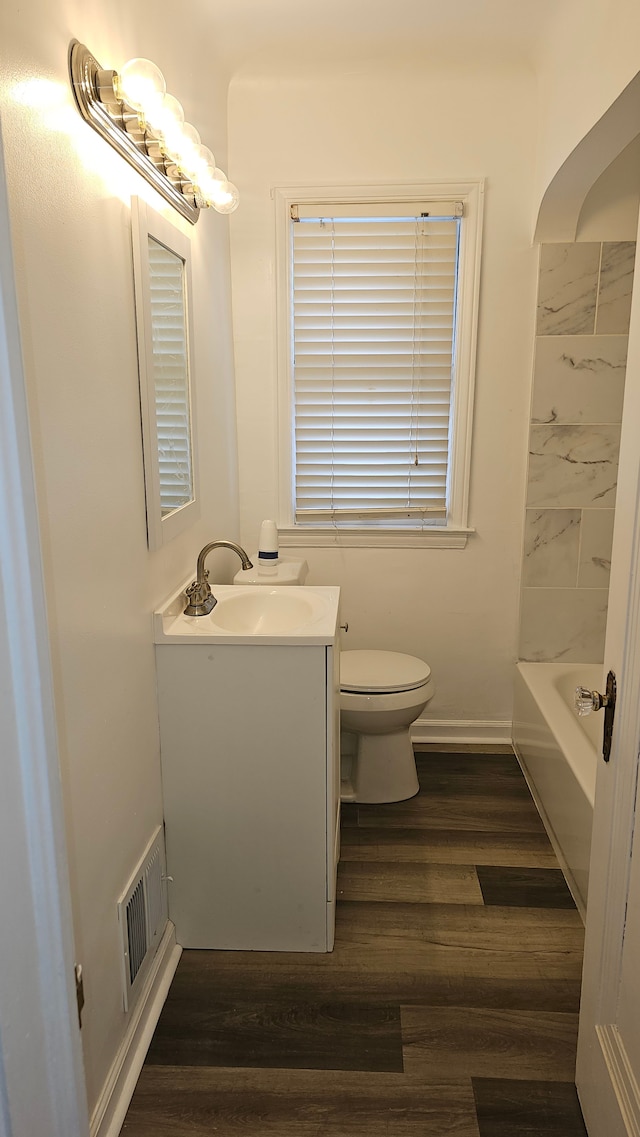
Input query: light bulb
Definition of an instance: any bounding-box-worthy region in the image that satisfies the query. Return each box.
[199,167,226,194]
[115,58,165,114]
[212,181,239,214]
[179,122,201,150]
[193,146,216,178]
[144,92,184,141]
[198,166,226,203]
[164,121,201,176]
[161,121,185,162]
[183,148,218,189]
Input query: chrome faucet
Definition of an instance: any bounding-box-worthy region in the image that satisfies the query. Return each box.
[184,540,253,616]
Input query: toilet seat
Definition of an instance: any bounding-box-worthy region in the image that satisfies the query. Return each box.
[340,650,431,694]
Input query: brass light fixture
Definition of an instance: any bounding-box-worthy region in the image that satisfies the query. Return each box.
[69,41,239,225]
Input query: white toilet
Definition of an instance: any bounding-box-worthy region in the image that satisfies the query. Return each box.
[233,556,435,804]
[340,650,434,803]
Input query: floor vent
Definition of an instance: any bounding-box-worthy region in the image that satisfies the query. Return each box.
[117,825,168,1011]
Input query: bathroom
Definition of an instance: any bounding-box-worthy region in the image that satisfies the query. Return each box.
[2,1,640,1136]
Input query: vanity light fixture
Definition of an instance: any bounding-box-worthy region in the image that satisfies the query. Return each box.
[69,41,239,224]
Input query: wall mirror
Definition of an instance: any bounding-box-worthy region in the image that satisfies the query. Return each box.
[131,197,199,549]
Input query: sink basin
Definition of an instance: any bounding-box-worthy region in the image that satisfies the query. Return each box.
[210,590,319,634]
[154,583,340,645]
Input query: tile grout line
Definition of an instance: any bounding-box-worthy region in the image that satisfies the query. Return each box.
[593,241,604,335]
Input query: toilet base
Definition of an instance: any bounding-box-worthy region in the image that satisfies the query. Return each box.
[351,729,420,804]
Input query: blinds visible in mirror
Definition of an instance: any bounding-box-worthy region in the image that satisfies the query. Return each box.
[291,212,460,523]
[147,237,193,516]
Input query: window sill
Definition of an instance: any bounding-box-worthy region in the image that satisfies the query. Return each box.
[277,526,474,549]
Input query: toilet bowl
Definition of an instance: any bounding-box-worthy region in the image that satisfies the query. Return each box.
[340,650,435,804]
[233,560,435,804]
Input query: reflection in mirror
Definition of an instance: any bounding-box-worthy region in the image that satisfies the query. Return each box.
[131,198,199,549]
[147,237,193,516]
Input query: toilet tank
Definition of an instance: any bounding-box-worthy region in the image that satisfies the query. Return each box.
[233,557,309,586]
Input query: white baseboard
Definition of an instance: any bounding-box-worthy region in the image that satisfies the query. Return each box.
[90,922,181,1137]
[411,718,512,746]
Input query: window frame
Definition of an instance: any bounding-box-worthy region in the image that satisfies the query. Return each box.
[274,181,484,548]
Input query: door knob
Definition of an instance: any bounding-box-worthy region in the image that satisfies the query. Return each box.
[574,671,617,763]
[575,686,608,716]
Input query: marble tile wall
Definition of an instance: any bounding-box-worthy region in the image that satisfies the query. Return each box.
[519,241,635,662]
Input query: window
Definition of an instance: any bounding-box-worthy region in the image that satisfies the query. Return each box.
[275,183,483,548]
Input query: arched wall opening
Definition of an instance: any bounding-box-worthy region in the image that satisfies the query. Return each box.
[513,69,640,912]
[517,83,640,669]
[535,71,640,244]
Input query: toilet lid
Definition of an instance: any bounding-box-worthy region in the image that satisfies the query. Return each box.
[340,650,431,694]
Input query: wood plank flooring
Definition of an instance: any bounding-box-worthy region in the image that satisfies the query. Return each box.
[122,751,587,1136]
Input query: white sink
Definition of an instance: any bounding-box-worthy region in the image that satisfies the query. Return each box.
[154,584,340,645]
[209,590,319,634]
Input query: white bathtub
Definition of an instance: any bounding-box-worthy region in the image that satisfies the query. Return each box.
[513,662,603,919]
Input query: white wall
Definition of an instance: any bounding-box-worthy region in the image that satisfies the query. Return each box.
[0,0,239,1115]
[229,65,539,725]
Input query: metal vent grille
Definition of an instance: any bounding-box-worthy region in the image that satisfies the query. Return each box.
[126,879,148,987]
[118,826,168,1011]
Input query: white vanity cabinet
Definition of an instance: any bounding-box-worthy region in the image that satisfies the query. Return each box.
[154,585,340,952]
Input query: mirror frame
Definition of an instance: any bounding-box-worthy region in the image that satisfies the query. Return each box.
[131,196,199,549]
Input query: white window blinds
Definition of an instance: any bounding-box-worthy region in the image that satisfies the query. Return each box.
[291,203,460,524]
[148,236,194,517]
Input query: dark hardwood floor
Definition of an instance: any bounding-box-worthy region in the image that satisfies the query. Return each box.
[122,751,587,1136]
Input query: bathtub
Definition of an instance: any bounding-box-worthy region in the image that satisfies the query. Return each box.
[513,662,603,919]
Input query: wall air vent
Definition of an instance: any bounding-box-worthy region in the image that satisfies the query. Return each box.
[117,825,168,1011]
[125,878,148,988]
